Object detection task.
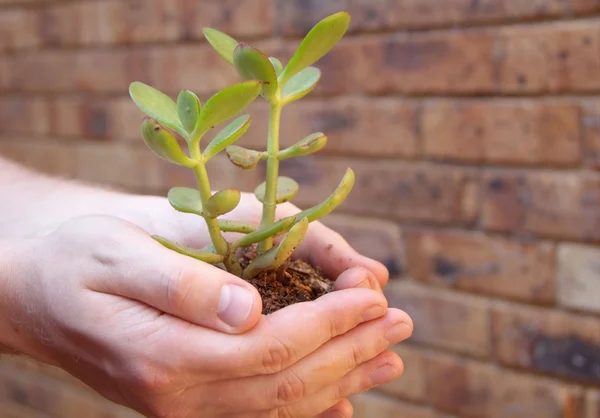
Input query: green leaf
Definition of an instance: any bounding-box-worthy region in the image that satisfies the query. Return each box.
[196,81,262,136]
[277,132,327,160]
[281,67,321,105]
[203,115,252,160]
[226,145,263,169]
[295,168,355,223]
[235,216,295,249]
[168,187,202,215]
[130,82,186,137]
[255,177,299,204]
[233,43,278,100]
[218,220,256,234]
[205,189,241,218]
[269,57,283,76]
[279,12,350,85]
[141,118,196,167]
[242,218,309,279]
[202,28,238,65]
[177,90,201,133]
[153,235,224,264]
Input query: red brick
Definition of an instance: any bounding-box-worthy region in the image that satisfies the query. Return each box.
[276,0,574,35]
[376,344,427,401]
[7,52,74,93]
[482,170,600,241]
[423,100,581,165]
[75,142,163,191]
[36,3,80,47]
[587,390,600,418]
[405,228,555,303]
[0,9,39,51]
[0,361,142,418]
[351,393,435,418]
[558,244,600,314]
[573,0,600,13]
[583,100,600,168]
[321,215,405,277]
[496,21,600,93]
[492,303,600,385]
[279,158,479,225]
[0,138,76,177]
[47,97,110,139]
[385,282,491,357]
[309,30,495,95]
[427,354,582,418]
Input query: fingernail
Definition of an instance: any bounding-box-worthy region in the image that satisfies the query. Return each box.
[370,363,399,386]
[361,305,386,323]
[384,322,410,344]
[218,285,254,328]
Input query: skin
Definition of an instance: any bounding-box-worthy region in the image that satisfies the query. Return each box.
[0,157,413,418]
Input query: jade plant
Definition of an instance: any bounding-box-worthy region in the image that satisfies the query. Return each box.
[128,12,354,283]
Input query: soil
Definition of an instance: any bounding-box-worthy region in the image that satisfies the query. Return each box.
[238,246,335,314]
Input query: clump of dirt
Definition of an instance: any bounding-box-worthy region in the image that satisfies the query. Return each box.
[238,246,334,314]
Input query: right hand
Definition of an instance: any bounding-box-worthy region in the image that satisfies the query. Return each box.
[2,216,413,418]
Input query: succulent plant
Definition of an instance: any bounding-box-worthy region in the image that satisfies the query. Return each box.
[129,12,354,280]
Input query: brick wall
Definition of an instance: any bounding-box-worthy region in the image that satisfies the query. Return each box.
[1,0,600,417]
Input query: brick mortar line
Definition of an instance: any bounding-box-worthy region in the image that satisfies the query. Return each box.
[0,134,589,172]
[2,12,600,57]
[2,88,600,101]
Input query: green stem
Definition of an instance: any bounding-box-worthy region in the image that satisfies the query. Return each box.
[258,101,282,253]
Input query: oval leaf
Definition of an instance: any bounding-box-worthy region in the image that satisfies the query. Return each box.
[141,118,195,167]
[196,81,262,136]
[218,220,256,234]
[279,12,350,85]
[226,145,262,169]
[153,235,224,264]
[203,115,252,160]
[282,67,321,105]
[130,82,186,137]
[278,132,327,160]
[269,57,283,76]
[255,177,299,204]
[242,218,309,279]
[177,90,201,133]
[202,28,238,65]
[295,168,355,223]
[168,187,202,214]
[233,43,278,100]
[205,189,241,218]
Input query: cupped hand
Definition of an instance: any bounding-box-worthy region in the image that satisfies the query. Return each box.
[121,192,390,291]
[4,215,412,418]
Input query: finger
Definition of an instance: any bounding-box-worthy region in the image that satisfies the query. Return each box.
[203,308,412,412]
[333,267,381,293]
[166,282,388,381]
[274,350,403,418]
[318,399,353,418]
[85,235,262,334]
[276,203,389,287]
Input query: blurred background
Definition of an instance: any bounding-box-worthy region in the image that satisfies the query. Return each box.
[1,0,600,417]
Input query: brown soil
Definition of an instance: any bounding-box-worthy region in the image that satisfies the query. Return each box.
[238,246,334,314]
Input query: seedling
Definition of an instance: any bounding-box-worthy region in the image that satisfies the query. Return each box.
[129,12,354,311]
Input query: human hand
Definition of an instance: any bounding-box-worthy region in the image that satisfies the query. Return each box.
[2,216,412,418]
[118,192,390,292]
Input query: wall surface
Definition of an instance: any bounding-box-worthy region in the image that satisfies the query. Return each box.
[2,0,600,417]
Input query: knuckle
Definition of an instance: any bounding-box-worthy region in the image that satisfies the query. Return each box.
[275,370,306,405]
[127,360,175,395]
[272,406,295,418]
[261,336,294,374]
[164,268,192,312]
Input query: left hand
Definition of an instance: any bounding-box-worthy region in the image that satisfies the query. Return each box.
[119,192,390,292]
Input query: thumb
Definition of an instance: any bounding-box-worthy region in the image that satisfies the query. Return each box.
[96,239,263,334]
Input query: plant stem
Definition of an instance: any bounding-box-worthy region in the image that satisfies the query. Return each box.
[189,145,229,255]
[258,101,282,253]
